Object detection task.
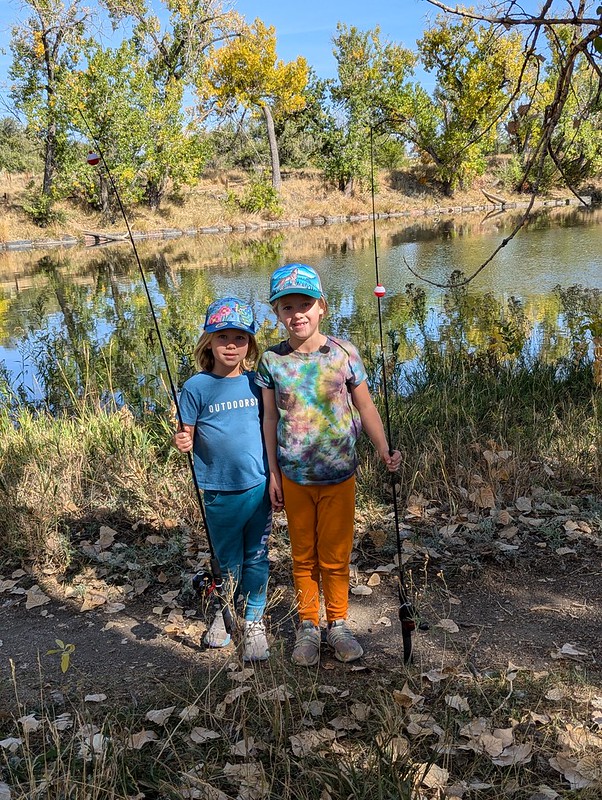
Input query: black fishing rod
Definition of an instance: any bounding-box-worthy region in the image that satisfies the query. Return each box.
[80,112,233,637]
[369,125,418,664]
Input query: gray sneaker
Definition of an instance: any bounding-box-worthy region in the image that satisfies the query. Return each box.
[203,613,231,648]
[292,621,321,666]
[243,620,270,662]
[326,620,363,662]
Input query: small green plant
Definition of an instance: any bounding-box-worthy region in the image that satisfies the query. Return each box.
[237,178,283,215]
[22,191,66,227]
[46,639,76,673]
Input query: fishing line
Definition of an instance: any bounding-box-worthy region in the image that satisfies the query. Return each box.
[369,124,416,664]
[79,110,233,634]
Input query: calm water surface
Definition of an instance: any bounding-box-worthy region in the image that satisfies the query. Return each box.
[1,204,601,401]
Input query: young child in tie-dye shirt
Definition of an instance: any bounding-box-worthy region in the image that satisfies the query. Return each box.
[256,264,401,666]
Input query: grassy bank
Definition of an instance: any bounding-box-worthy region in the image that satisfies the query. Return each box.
[1,166,596,245]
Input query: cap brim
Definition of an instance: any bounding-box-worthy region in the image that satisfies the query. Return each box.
[269,287,323,303]
[204,322,255,334]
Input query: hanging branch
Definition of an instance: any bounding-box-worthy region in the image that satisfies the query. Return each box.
[404,0,602,289]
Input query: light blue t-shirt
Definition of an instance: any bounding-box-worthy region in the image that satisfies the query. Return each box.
[178,371,267,491]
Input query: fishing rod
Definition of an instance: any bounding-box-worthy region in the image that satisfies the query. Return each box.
[369,124,420,664]
[80,111,233,637]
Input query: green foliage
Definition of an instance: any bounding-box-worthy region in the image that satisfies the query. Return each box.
[232,177,283,215]
[22,189,66,227]
[327,24,415,193]
[46,639,76,673]
[0,117,41,173]
[202,18,308,189]
[395,17,528,195]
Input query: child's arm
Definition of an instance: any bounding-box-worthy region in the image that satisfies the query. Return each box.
[261,387,284,510]
[173,424,195,453]
[350,382,401,472]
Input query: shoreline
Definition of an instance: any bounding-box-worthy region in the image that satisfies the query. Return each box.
[0,194,590,254]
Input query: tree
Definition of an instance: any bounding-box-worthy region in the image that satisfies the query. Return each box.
[99,0,239,207]
[395,15,526,195]
[328,24,415,194]
[9,0,91,197]
[0,117,41,174]
[201,19,308,190]
[407,0,602,287]
[66,40,210,212]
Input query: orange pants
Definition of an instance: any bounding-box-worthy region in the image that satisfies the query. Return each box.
[281,473,355,625]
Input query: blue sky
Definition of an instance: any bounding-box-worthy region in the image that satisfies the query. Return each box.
[0,0,436,110]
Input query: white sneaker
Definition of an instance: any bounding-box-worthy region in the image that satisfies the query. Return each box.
[203,613,231,648]
[243,619,270,662]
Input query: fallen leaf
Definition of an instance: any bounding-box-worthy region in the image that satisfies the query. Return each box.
[491,742,532,766]
[190,727,221,744]
[435,618,459,633]
[350,585,372,596]
[515,496,532,512]
[469,486,496,509]
[350,702,372,721]
[84,694,107,703]
[375,616,392,626]
[416,762,449,789]
[375,733,409,761]
[367,573,381,587]
[393,682,424,708]
[549,753,596,789]
[327,714,361,732]
[128,729,158,749]
[25,586,51,610]
[551,643,588,660]
[302,700,325,717]
[289,729,337,757]
[179,705,200,722]
[230,736,254,757]
[0,781,11,800]
[18,714,41,732]
[0,738,22,752]
[258,685,293,701]
[445,695,471,713]
[145,706,175,725]
[97,526,117,550]
[80,592,107,612]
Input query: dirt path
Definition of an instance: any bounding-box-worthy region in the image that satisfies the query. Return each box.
[1,516,600,711]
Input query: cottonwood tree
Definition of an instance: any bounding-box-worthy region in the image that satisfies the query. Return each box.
[328,24,415,194]
[98,0,240,207]
[392,15,527,195]
[406,0,602,287]
[200,19,308,191]
[9,0,91,196]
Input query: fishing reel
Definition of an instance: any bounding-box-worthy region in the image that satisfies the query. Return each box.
[192,570,216,599]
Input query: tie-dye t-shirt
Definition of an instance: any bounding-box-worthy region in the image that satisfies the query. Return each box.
[255,336,367,485]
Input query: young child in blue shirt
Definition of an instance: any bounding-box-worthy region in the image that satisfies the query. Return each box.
[174,297,271,662]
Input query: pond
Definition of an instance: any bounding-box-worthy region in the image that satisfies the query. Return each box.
[1,203,601,410]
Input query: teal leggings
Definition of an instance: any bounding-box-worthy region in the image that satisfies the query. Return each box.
[203,480,271,621]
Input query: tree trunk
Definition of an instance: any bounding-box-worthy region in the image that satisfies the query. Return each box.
[261,103,281,191]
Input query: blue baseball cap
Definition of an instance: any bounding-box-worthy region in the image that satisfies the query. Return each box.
[203,297,256,335]
[269,263,323,303]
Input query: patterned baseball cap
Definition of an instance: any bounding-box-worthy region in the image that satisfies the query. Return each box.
[203,297,256,335]
[269,263,324,303]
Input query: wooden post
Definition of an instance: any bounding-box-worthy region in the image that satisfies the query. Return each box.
[594,337,602,388]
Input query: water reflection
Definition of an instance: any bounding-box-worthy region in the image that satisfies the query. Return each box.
[1,205,600,410]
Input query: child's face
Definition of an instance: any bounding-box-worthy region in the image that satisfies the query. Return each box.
[209,329,250,376]
[276,293,324,343]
